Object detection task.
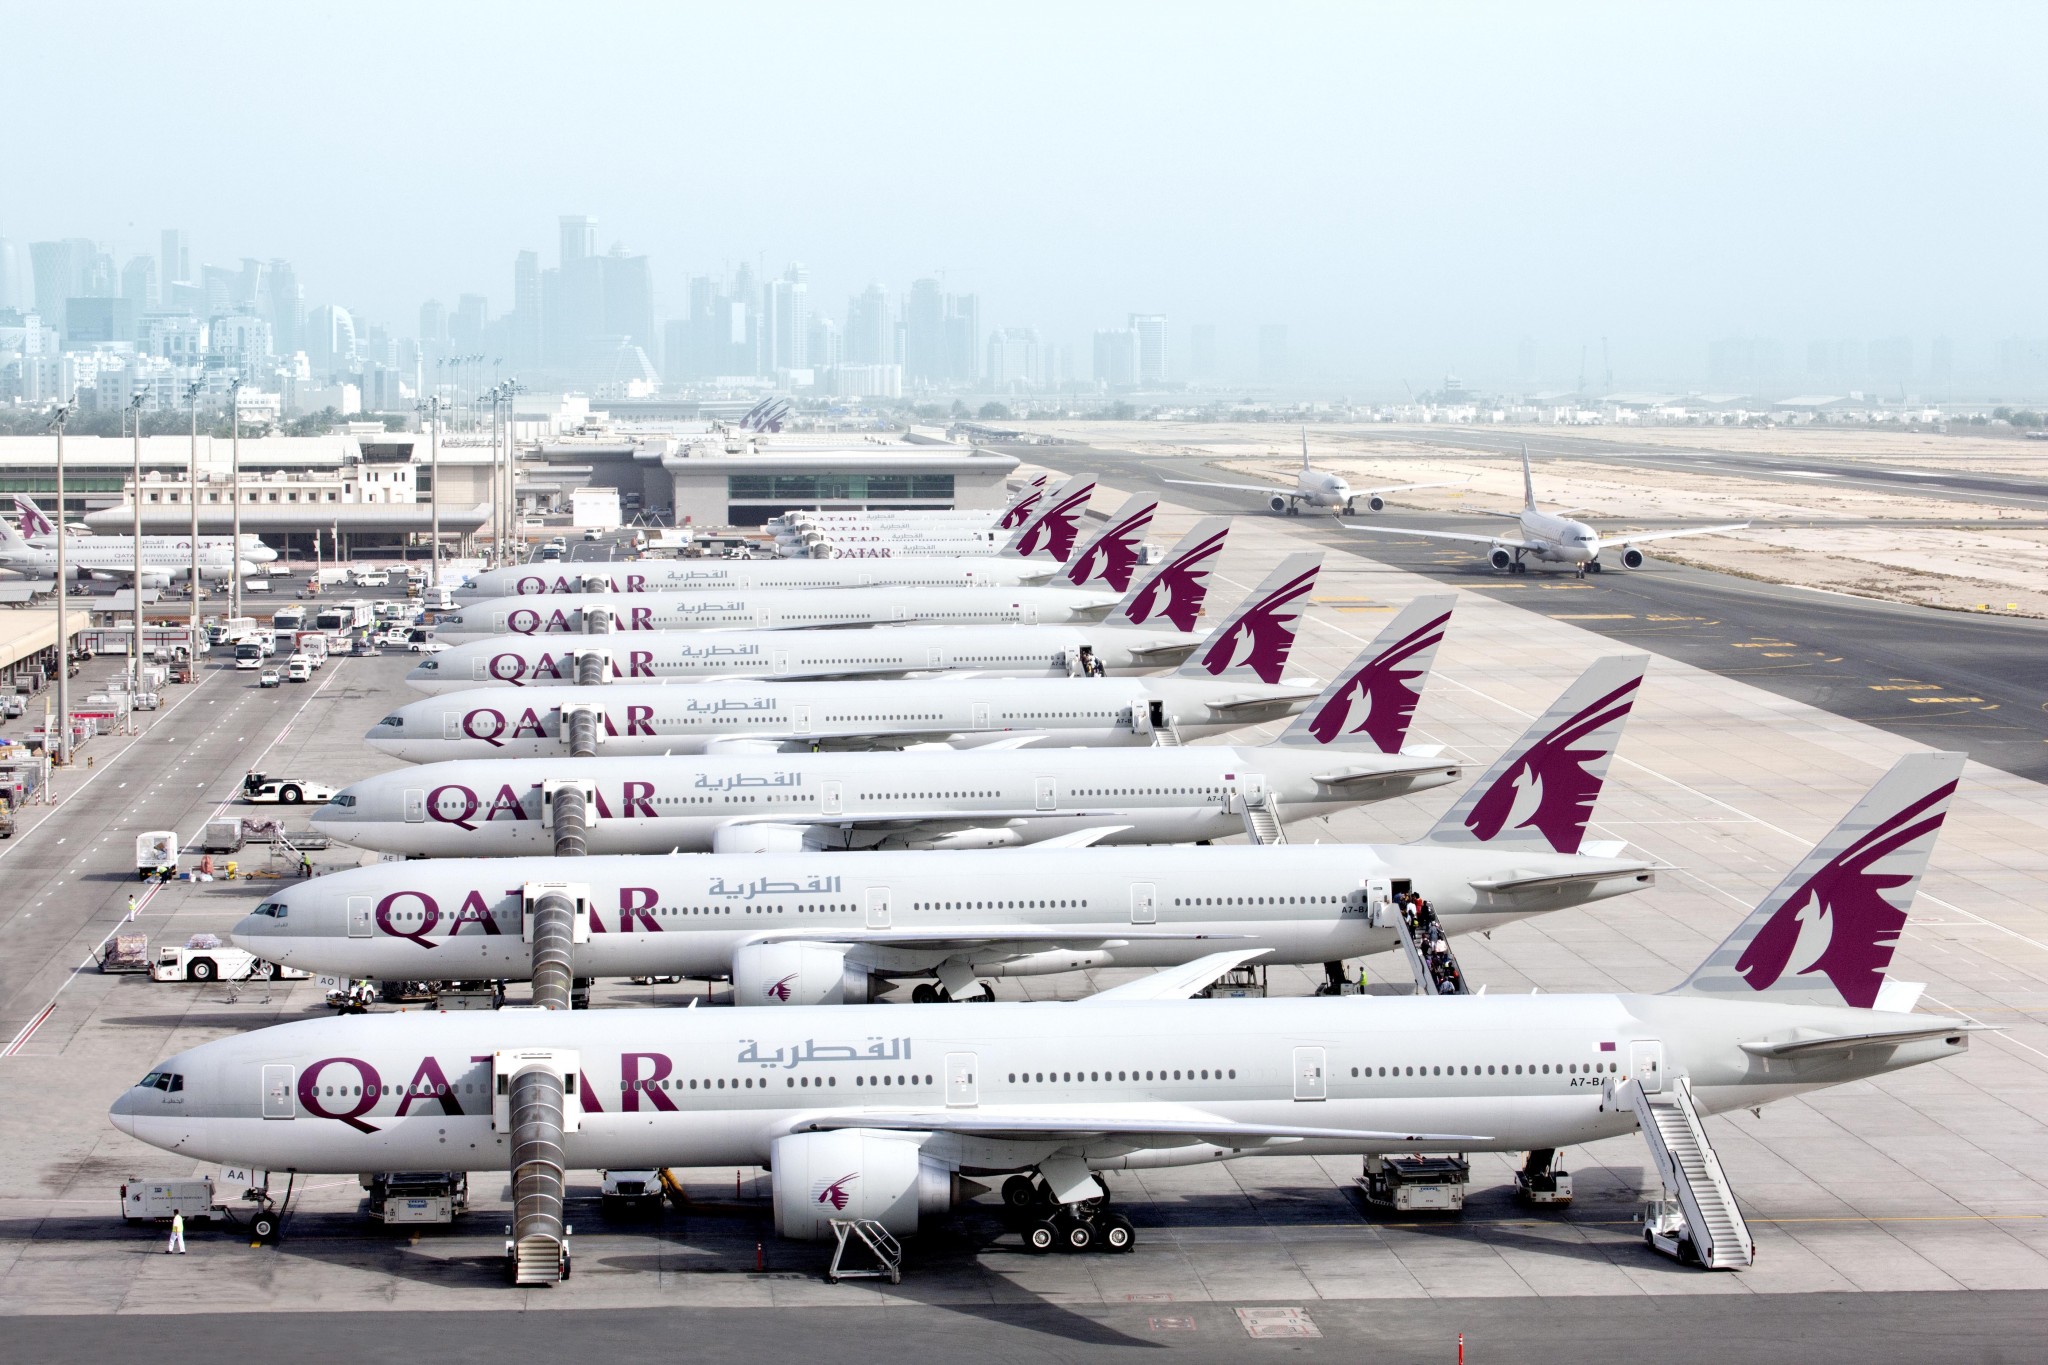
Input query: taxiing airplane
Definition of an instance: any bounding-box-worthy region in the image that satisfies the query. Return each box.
[366,598,1342,760]
[0,518,255,585]
[247,650,1648,996]
[317,594,1482,857]
[14,494,278,561]
[403,525,1260,694]
[1165,429,1461,516]
[1345,445,1749,575]
[128,752,1966,1261]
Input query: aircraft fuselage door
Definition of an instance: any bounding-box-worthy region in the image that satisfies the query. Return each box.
[1629,1039,1665,1094]
[772,649,790,674]
[972,701,991,729]
[403,789,426,823]
[822,780,843,816]
[1291,1046,1327,1101]
[1241,773,1268,804]
[347,897,373,937]
[1365,876,1392,926]
[1034,777,1057,811]
[865,887,891,930]
[1148,699,1167,730]
[262,1064,295,1119]
[1130,882,1158,925]
[794,704,811,735]
[1129,701,1152,735]
[945,1052,978,1107]
[443,712,462,740]
[1022,603,1039,624]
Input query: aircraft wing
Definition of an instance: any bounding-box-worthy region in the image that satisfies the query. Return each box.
[1160,477,1296,498]
[1591,522,1749,550]
[796,1109,1487,1147]
[744,927,1251,952]
[1088,949,1270,1001]
[1361,480,1467,496]
[715,808,1137,834]
[1341,522,1547,552]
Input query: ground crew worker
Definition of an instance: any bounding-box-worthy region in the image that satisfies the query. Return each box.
[126,895,138,921]
[300,853,313,878]
[166,1210,185,1254]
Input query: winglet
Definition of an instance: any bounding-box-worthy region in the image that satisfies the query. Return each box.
[1419,655,1646,854]
[1090,949,1271,1003]
[1271,595,1455,752]
[1174,551,1319,681]
[1669,751,1966,1009]
[1112,516,1230,630]
[1062,492,1158,592]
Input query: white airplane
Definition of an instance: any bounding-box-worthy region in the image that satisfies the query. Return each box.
[365,600,1341,760]
[14,494,278,562]
[0,518,255,585]
[402,522,1256,694]
[246,652,1649,994]
[315,595,1485,857]
[454,488,1157,600]
[771,475,1074,557]
[128,752,1968,1266]
[769,473,1051,536]
[1345,445,1750,576]
[1165,428,1461,516]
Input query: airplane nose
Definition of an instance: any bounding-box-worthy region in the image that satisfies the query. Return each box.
[108,1091,137,1136]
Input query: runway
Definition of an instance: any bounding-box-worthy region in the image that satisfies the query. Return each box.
[1040,441,2048,783]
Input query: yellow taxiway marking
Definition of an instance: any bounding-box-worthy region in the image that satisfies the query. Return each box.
[1731,641,1797,648]
[1871,683,1940,691]
[1910,695,1985,704]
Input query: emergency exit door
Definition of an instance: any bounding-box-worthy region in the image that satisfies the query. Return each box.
[1035,778,1057,811]
[945,1052,979,1107]
[865,888,892,930]
[1292,1046,1327,1101]
[794,704,812,735]
[403,789,426,823]
[1130,883,1158,925]
[347,897,373,937]
[1629,1039,1665,1094]
[972,702,991,729]
[443,713,462,739]
[262,1065,295,1119]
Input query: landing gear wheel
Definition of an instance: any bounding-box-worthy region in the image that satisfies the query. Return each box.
[1002,1175,1038,1209]
[1101,1213,1135,1253]
[251,1213,278,1242]
[1587,561,1603,574]
[912,983,940,1003]
[1286,504,1300,517]
[1056,1215,1096,1253]
[1024,1220,1059,1254]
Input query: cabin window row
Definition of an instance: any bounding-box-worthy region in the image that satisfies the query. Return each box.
[1006,1069,1236,1083]
[1350,1063,1619,1077]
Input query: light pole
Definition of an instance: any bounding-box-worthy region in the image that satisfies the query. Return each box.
[187,381,202,643]
[49,399,74,768]
[417,395,442,591]
[131,391,147,709]
[228,376,243,623]
[501,380,521,563]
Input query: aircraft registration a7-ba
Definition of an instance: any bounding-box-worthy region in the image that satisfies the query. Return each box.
[243,654,1653,998]
[405,517,1245,692]
[369,554,1333,760]
[126,752,1969,1260]
[1164,428,1461,516]
[1346,445,1749,575]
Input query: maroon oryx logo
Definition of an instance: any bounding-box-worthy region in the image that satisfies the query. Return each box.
[1014,484,1094,561]
[15,496,52,538]
[999,478,1050,530]
[1464,675,1640,853]
[814,1172,858,1211]
[1734,781,1956,1008]
[1064,501,1155,591]
[766,973,797,1003]
[1304,609,1449,750]
[1121,527,1227,631]
[1195,563,1316,682]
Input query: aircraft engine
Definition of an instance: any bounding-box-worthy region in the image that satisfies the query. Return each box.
[711,822,810,855]
[1488,547,1514,571]
[770,1129,960,1240]
[1621,547,1645,569]
[140,570,172,589]
[1367,494,1386,512]
[732,940,874,1006]
[1268,495,1288,513]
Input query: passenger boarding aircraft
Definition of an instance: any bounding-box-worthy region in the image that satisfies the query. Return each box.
[0,519,255,584]
[1346,446,1749,575]
[1165,429,1460,515]
[366,600,1348,759]
[317,595,1492,856]
[128,753,1968,1260]
[405,531,1270,694]
[246,653,1650,996]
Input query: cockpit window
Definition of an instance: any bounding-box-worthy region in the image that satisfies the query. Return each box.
[379,715,404,728]
[328,795,356,808]
[138,1072,182,1092]
[252,901,288,918]
[419,660,439,671]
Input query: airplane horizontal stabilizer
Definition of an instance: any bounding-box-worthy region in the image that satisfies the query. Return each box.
[1087,949,1270,1002]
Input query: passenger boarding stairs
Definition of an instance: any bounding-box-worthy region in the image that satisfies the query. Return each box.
[1151,722,1183,747]
[1390,898,1468,995]
[1241,793,1285,845]
[1623,1075,1754,1269]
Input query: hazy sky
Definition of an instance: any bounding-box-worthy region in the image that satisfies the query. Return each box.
[7,2,2045,386]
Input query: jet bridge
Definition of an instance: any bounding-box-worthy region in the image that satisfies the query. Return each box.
[493,1047,581,1286]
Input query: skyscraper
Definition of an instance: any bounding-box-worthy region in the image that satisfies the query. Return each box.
[159,229,190,294]
[905,278,946,383]
[1130,313,1167,384]
[511,250,542,368]
[267,259,301,357]
[1093,328,1138,387]
[30,239,103,315]
[767,264,810,371]
[946,293,980,382]
[121,255,159,310]
[845,283,891,365]
[0,234,18,310]
[451,294,489,353]
[560,215,596,266]
[419,299,448,353]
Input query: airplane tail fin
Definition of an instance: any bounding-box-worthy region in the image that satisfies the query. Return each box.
[996,477,1095,563]
[1061,492,1158,592]
[1520,444,1537,511]
[1271,595,1453,751]
[1668,751,1965,1009]
[0,516,27,551]
[1174,550,1318,682]
[1300,427,1312,472]
[1419,655,1646,854]
[14,495,54,538]
[993,474,1052,531]
[1113,516,1230,631]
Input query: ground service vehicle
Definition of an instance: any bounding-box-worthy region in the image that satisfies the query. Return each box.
[241,772,334,805]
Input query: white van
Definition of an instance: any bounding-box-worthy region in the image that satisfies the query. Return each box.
[285,655,311,683]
